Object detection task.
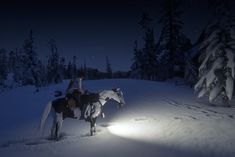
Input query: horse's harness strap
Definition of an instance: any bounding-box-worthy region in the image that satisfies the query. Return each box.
[98,97,109,106]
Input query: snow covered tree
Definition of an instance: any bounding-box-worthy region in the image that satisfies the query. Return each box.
[184,29,207,87]
[0,49,7,86]
[194,2,235,106]
[157,0,191,80]
[21,30,39,85]
[106,56,112,79]
[47,39,62,84]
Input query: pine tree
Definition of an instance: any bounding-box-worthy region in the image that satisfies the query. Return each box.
[130,40,144,79]
[21,30,39,85]
[83,59,88,79]
[194,1,235,106]
[72,56,77,79]
[142,28,158,80]
[0,49,7,86]
[131,12,158,80]
[8,50,17,73]
[184,44,200,87]
[66,62,73,79]
[34,60,47,91]
[139,13,158,80]
[157,0,191,80]
[12,49,23,84]
[184,28,207,87]
[106,56,112,78]
[58,57,66,80]
[47,39,62,84]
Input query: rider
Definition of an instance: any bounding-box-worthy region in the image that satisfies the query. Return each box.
[66,72,85,119]
[66,72,85,95]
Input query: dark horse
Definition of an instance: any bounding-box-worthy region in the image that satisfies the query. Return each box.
[39,88,125,140]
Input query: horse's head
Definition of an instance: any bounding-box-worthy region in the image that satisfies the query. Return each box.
[112,88,125,108]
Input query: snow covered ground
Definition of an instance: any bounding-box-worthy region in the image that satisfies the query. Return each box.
[0,79,235,157]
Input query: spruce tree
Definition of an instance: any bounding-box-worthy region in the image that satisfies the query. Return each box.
[184,29,207,87]
[131,12,158,80]
[130,40,144,79]
[106,56,112,79]
[142,28,158,80]
[34,60,47,91]
[0,49,7,86]
[66,62,73,79]
[157,0,191,79]
[184,44,200,87]
[8,50,17,73]
[194,1,235,106]
[12,49,23,84]
[59,57,66,80]
[83,59,88,79]
[47,39,62,84]
[72,56,77,79]
[21,30,39,85]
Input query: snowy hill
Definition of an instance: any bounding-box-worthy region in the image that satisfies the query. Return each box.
[0,79,235,157]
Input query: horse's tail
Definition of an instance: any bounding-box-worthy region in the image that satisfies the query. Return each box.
[39,101,52,132]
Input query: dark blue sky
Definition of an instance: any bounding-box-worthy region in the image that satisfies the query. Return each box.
[0,0,215,71]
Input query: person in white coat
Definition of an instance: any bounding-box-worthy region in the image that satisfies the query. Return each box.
[66,72,85,95]
[66,72,85,118]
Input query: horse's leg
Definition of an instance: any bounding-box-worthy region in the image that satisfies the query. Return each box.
[90,118,93,136]
[55,122,59,140]
[90,104,100,135]
[90,117,96,136]
[93,118,97,133]
[55,113,63,140]
[50,110,57,139]
[51,120,56,139]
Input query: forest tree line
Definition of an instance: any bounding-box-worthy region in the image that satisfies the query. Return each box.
[130,0,235,105]
[0,30,129,91]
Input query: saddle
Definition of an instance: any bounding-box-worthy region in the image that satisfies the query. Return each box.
[81,93,100,105]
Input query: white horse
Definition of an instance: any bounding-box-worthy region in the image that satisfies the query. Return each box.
[39,88,125,140]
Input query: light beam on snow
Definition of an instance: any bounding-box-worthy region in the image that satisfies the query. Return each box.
[107,118,163,143]
[108,123,142,137]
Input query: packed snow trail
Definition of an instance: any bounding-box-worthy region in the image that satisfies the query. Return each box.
[0,79,235,157]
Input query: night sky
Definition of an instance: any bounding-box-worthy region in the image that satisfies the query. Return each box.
[0,0,215,71]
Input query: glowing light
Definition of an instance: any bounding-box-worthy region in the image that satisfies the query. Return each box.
[108,123,143,137]
[107,118,163,143]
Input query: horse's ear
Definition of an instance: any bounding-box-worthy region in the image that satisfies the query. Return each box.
[112,88,120,92]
